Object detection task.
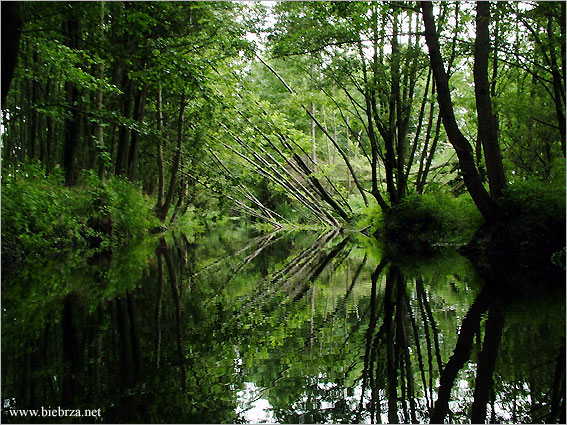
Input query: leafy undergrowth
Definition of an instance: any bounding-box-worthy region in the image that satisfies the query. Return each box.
[380,192,483,253]
[2,165,160,265]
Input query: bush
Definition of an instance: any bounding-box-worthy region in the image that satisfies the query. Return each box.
[90,176,159,241]
[2,165,80,252]
[354,198,385,235]
[467,179,567,272]
[382,192,483,250]
[498,179,565,222]
[2,166,158,262]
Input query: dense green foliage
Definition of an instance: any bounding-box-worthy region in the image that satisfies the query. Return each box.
[2,165,159,263]
[1,3,565,424]
[2,1,564,239]
[382,192,484,249]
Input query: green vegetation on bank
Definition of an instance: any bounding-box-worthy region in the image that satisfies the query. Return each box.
[2,164,160,263]
[375,192,483,248]
[1,1,565,266]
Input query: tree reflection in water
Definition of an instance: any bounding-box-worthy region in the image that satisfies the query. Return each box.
[1,228,564,423]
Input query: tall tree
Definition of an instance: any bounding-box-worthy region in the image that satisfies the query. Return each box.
[421,1,498,220]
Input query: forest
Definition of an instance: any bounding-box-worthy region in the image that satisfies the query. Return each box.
[1,1,565,424]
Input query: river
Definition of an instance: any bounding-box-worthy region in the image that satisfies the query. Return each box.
[2,226,565,423]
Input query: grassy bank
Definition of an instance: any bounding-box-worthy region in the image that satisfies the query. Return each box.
[361,192,484,253]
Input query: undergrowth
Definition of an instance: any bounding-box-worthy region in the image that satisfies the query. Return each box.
[469,179,566,272]
[382,192,483,250]
[2,164,159,263]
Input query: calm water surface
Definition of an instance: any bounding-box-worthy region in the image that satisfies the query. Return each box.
[2,227,565,423]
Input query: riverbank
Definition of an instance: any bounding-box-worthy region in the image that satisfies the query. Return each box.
[370,181,565,276]
[1,165,160,268]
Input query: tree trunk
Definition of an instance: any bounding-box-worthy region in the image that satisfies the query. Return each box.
[157,93,186,222]
[29,52,39,161]
[127,83,148,181]
[97,1,106,180]
[474,2,506,199]
[156,88,165,210]
[114,72,134,176]
[547,12,566,156]
[421,1,497,220]
[311,100,317,173]
[63,17,83,186]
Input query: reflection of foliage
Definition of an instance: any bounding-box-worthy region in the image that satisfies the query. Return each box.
[2,227,564,423]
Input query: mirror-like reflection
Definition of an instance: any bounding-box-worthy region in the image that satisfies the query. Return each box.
[2,227,565,423]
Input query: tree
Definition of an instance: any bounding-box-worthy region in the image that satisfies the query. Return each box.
[421,1,499,220]
[266,2,449,212]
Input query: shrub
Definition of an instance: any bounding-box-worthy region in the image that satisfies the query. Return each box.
[2,167,158,262]
[471,179,567,269]
[93,176,159,241]
[355,198,385,235]
[382,192,483,250]
[2,164,82,253]
[498,179,565,222]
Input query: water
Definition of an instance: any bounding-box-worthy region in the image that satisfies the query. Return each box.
[2,227,565,423]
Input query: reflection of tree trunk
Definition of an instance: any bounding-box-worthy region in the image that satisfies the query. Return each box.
[62,294,82,406]
[30,348,39,407]
[430,286,500,423]
[358,259,386,422]
[549,341,566,422]
[116,298,132,388]
[161,238,187,391]
[291,237,350,303]
[397,281,417,423]
[406,283,429,409]
[384,268,399,424]
[310,284,316,356]
[471,307,505,423]
[417,278,443,376]
[417,275,444,414]
[416,280,434,409]
[126,292,142,381]
[19,352,30,407]
[95,303,104,397]
[155,249,165,368]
